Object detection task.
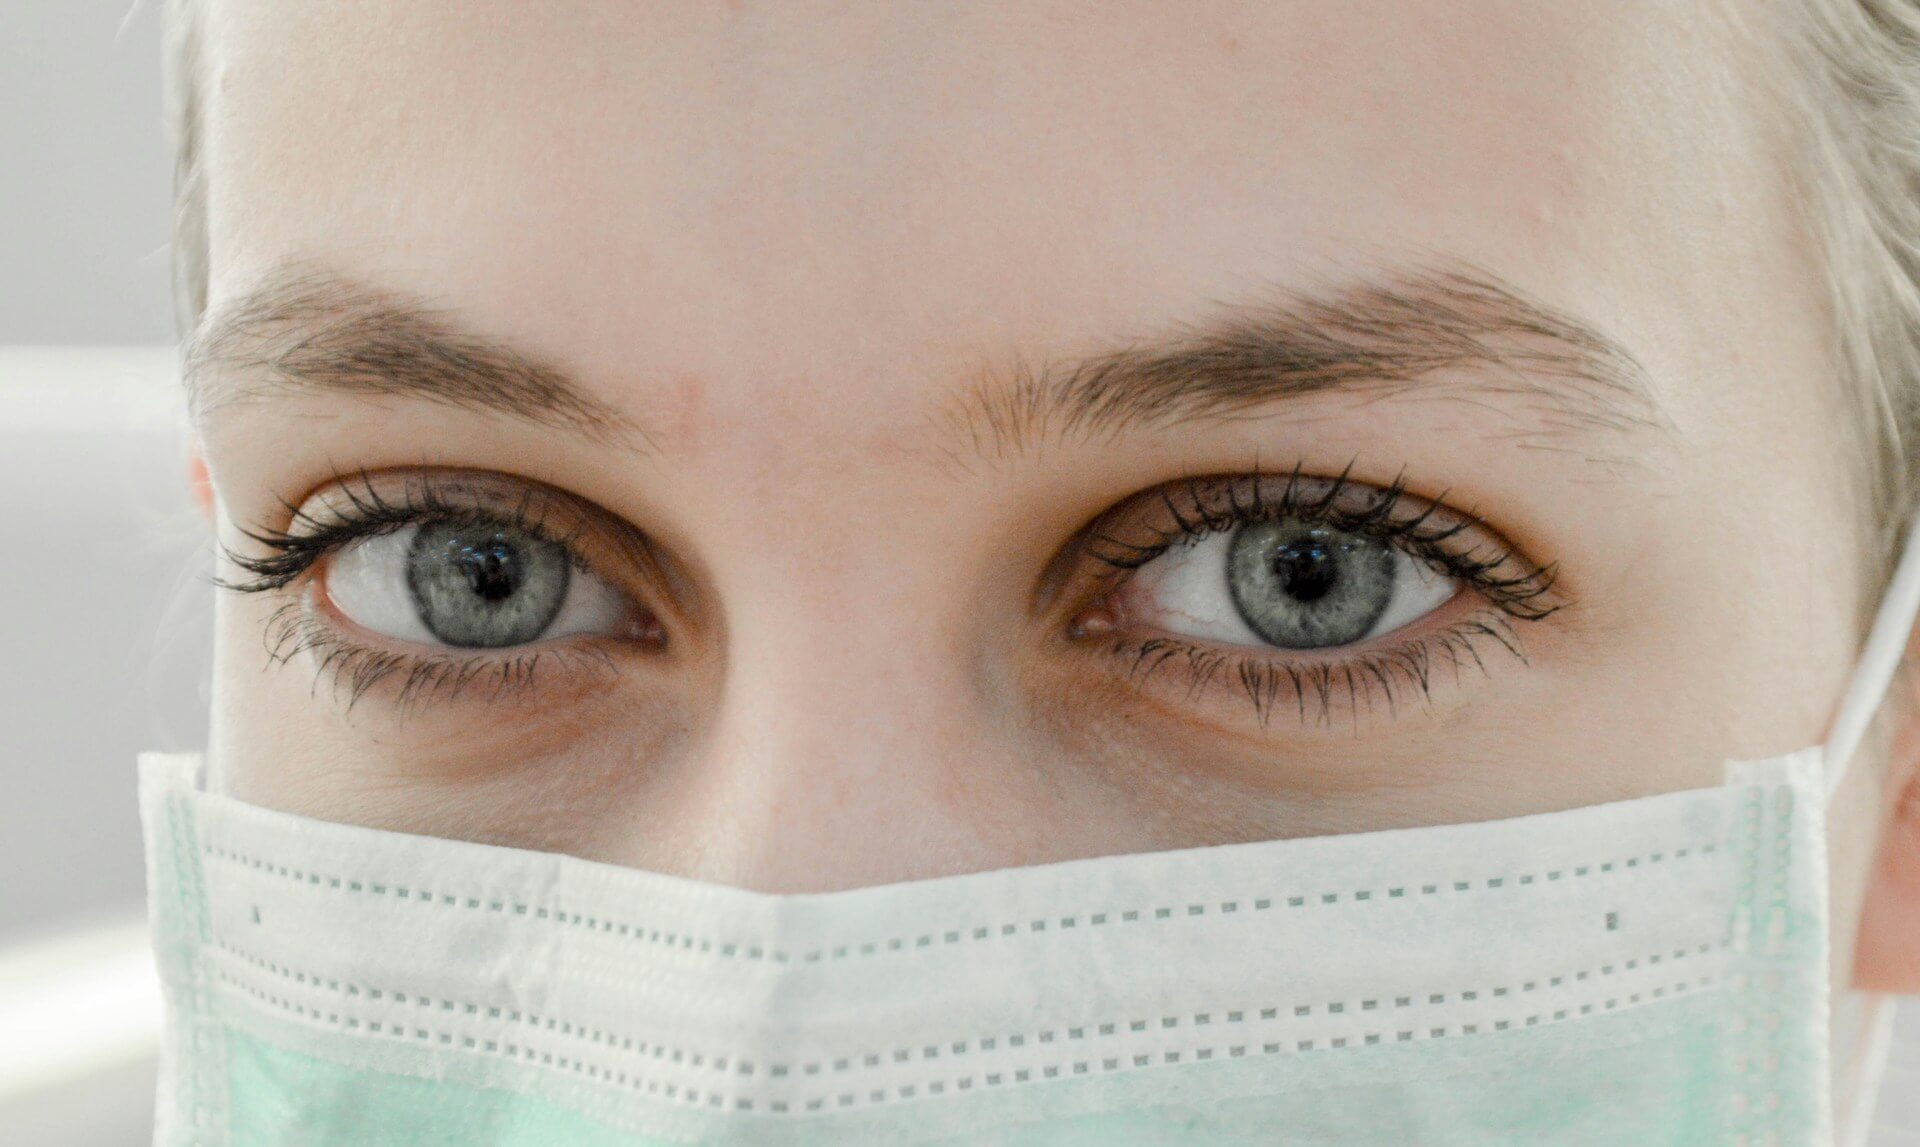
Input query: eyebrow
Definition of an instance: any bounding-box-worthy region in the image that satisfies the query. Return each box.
[940,261,1669,470]
[188,259,1665,472]
[184,262,648,448]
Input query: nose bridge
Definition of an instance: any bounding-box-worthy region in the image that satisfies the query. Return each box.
[701,419,971,716]
[728,578,953,779]
[719,472,957,716]
[668,494,1008,892]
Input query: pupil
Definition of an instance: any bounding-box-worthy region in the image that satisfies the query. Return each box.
[1273,539,1337,602]
[455,537,522,603]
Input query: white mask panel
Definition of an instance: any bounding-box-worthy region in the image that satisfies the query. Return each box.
[139,512,1920,1146]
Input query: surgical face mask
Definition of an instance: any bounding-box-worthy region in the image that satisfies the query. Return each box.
[140,524,1920,1147]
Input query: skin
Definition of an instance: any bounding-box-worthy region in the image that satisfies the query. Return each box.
[186,0,1919,1017]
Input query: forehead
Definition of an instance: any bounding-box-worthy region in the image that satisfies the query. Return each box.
[198,2,1789,426]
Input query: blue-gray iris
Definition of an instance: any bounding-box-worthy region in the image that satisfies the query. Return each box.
[405,522,570,647]
[1226,521,1395,648]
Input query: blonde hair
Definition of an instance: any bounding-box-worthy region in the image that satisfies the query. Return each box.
[1778,1,1920,582]
[162,0,208,343]
[160,2,1920,579]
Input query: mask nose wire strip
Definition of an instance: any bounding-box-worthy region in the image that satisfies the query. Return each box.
[1825,507,1920,798]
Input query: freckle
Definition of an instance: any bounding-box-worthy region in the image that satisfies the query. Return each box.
[1220,34,1240,55]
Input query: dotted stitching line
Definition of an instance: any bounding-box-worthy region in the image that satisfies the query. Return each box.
[202,839,1720,966]
[211,962,1724,1117]
[212,933,1726,1086]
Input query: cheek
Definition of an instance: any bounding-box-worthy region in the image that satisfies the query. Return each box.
[1850,808,1920,992]
[205,588,688,847]
[1845,697,1920,992]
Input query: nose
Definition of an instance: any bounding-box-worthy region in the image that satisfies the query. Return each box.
[646,566,1048,892]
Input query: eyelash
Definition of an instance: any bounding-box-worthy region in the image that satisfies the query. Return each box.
[1084,461,1560,615]
[219,471,619,711]
[253,601,618,712]
[219,463,1562,721]
[218,471,588,595]
[1072,461,1563,727]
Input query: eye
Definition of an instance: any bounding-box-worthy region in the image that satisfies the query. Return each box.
[1117,517,1459,651]
[1056,468,1559,726]
[324,520,633,648]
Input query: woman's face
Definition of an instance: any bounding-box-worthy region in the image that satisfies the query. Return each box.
[188,3,1912,984]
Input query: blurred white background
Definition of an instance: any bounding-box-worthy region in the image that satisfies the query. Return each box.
[0,3,1915,1146]
[2,3,197,1144]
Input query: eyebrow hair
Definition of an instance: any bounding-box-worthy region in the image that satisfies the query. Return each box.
[940,261,1670,471]
[183,262,648,448]
[188,259,1664,476]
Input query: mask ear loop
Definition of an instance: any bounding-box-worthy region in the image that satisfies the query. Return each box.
[1819,510,1920,1147]
[1824,507,1920,799]
[1836,993,1897,1147]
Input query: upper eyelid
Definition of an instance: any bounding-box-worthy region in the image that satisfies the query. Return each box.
[1076,468,1564,622]
[217,470,615,596]
[1086,468,1420,564]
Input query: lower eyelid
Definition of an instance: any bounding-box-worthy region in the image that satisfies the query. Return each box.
[269,589,629,713]
[1089,606,1530,729]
